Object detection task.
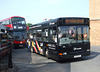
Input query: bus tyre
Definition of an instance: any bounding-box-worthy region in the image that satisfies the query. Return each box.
[45,49,50,59]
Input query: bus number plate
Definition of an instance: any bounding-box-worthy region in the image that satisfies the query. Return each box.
[19,45,23,47]
[74,55,81,58]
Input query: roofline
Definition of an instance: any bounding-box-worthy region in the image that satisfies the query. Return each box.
[29,17,89,28]
[58,17,89,19]
[0,16,25,22]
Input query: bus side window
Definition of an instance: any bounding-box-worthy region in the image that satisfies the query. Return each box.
[49,27,57,42]
[6,20,9,25]
[36,29,42,41]
[9,19,12,24]
[42,29,48,42]
[2,21,5,25]
[29,30,34,39]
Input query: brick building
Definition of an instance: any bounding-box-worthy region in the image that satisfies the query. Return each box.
[89,0,100,45]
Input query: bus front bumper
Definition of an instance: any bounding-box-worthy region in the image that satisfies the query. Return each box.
[58,52,90,60]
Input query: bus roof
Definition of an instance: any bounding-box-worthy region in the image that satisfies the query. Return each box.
[0,16,25,22]
[29,17,89,27]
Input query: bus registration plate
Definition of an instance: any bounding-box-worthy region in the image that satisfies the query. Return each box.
[74,55,81,58]
[19,45,23,47]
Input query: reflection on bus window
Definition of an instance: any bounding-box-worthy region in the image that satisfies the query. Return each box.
[58,26,89,45]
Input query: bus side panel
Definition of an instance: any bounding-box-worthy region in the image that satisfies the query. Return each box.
[37,41,59,60]
[31,40,38,53]
[32,41,47,55]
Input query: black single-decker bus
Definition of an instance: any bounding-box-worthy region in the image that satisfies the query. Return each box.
[28,17,90,61]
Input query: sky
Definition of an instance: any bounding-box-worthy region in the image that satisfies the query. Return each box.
[0,0,89,24]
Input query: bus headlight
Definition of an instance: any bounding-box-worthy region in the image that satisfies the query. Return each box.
[14,26,17,29]
[63,52,67,55]
[63,46,66,48]
[86,49,90,51]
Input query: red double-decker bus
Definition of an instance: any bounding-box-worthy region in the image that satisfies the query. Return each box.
[0,16,27,48]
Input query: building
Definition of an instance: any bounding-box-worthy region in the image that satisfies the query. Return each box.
[89,0,100,45]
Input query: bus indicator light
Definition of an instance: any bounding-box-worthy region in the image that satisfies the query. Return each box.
[59,53,63,55]
[46,44,48,46]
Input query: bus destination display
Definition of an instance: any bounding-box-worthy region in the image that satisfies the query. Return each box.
[65,19,84,24]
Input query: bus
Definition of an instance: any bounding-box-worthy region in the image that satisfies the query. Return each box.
[28,17,90,61]
[0,16,27,48]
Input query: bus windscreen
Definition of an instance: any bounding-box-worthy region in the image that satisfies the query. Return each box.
[58,26,89,45]
[12,17,26,24]
[14,30,26,40]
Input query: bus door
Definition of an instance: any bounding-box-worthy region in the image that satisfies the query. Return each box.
[73,26,90,53]
[69,26,86,54]
[30,29,39,54]
[40,28,48,55]
[48,27,58,58]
